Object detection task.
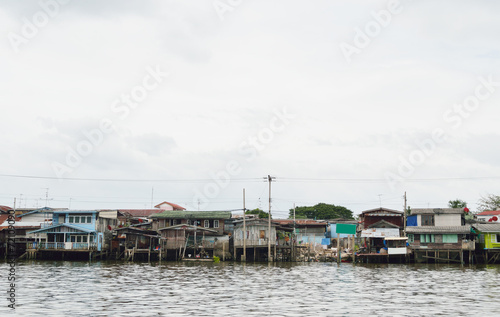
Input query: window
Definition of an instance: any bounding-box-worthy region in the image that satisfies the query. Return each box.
[187,219,191,225]
[75,217,80,223]
[408,234,414,243]
[443,234,458,243]
[214,220,219,228]
[421,215,435,226]
[82,236,88,243]
[421,234,435,243]
[69,216,74,223]
[204,220,210,228]
[172,219,177,225]
[87,216,92,223]
[494,234,500,243]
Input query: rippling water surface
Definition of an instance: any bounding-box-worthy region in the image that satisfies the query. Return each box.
[2,260,500,316]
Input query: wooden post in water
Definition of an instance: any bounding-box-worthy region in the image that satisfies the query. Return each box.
[242,188,247,262]
[337,236,341,264]
[223,241,225,261]
[352,235,355,264]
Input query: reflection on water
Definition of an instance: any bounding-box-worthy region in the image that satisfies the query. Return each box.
[2,261,500,316]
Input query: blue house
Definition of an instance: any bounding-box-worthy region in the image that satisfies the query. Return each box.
[27,210,103,251]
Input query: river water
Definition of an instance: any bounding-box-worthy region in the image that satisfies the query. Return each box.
[1,260,500,316]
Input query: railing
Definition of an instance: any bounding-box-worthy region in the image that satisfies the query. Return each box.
[26,242,97,250]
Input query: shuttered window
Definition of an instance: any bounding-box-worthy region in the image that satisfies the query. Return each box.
[442,234,458,243]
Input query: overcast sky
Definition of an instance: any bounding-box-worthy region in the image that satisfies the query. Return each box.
[1,0,499,217]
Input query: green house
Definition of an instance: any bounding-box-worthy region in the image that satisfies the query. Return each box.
[473,223,500,249]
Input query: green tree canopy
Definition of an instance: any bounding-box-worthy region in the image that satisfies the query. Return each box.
[477,194,500,212]
[448,199,467,209]
[288,203,354,220]
[245,208,269,219]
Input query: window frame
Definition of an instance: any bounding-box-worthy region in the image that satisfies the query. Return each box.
[421,214,435,226]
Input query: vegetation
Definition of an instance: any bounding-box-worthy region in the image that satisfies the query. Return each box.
[288,203,354,220]
[245,208,269,219]
[448,199,468,209]
[477,194,500,212]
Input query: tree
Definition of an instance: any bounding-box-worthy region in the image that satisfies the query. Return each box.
[477,194,500,212]
[288,203,354,220]
[245,208,269,219]
[448,199,467,209]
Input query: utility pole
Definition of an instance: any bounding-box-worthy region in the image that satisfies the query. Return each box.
[151,187,154,209]
[403,192,407,237]
[293,202,296,261]
[242,188,247,262]
[266,175,275,262]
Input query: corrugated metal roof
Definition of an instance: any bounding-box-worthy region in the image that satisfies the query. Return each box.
[117,209,163,218]
[473,223,500,233]
[0,205,12,213]
[411,208,464,215]
[150,210,232,219]
[406,226,471,234]
[18,207,53,217]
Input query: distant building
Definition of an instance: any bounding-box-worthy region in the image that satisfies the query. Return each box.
[477,210,500,223]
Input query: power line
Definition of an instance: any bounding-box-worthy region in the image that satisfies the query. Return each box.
[0,173,262,183]
[279,176,500,183]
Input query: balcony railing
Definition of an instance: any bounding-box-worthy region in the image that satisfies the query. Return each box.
[26,242,98,250]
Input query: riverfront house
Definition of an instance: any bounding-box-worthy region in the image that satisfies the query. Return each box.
[358,208,404,253]
[473,223,500,263]
[406,208,474,263]
[476,210,500,223]
[150,210,232,260]
[27,210,104,253]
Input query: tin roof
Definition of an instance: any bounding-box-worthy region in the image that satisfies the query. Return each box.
[0,205,12,213]
[18,207,54,217]
[157,224,218,233]
[150,210,232,220]
[411,208,464,215]
[406,226,471,234]
[473,223,500,233]
[117,209,163,218]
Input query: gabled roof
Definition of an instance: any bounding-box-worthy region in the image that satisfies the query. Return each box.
[367,219,400,229]
[477,210,500,216]
[28,223,96,234]
[150,210,232,220]
[18,207,54,217]
[473,223,500,233]
[411,208,464,215]
[157,224,218,233]
[361,207,403,216]
[154,201,186,210]
[406,226,471,234]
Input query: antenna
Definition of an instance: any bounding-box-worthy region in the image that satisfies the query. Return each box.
[41,188,49,207]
